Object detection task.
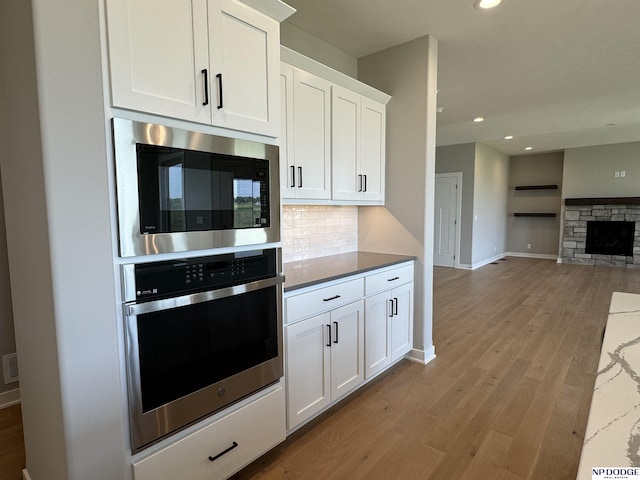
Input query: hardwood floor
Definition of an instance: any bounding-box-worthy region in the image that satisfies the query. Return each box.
[233,257,640,480]
[0,403,24,480]
[1,257,639,479]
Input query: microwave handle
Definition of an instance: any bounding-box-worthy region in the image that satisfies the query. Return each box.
[126,274,285,316]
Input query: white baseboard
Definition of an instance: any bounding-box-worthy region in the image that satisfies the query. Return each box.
[506,252,559,260]
[458,263,472,270]
[0,387,20,409]
[406,345,436,365]
[471,253,507,270]
[22,469,31,480]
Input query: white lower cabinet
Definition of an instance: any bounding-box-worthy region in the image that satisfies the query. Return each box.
[132,384,285,480]
[285,300,364,430]
[365,264,414,379]
[284,261,414,431]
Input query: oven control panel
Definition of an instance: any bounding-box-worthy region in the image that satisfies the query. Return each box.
[131,248,278,300]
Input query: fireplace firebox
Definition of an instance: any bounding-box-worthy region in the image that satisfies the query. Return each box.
[585,221,635,256]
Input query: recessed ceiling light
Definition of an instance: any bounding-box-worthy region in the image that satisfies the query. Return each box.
[504,135,513,140]
[473,117,484,123]
[474,0,502,9]
[525,147,533,151]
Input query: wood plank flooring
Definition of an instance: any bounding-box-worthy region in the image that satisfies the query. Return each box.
[233,257,640,480]
[0,403,24,480]
[1,257,639,479]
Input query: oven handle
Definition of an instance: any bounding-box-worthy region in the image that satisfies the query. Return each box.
[125,275,285,316]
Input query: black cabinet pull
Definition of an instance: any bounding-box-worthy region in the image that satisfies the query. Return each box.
[216,73,223,109]
[387,276,400,282]
[358,174,363,192]
[394,297,399,316]
[363,174,367,192]
[298,166,303,188]
[208,441,238,462]
[333,321,339,344]
[389,299,394,318]
[202,69,209,106]
[323,295,341,302]
[326,324,332,347]
[290,166,295,188]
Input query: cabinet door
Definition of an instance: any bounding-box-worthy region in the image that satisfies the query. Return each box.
[331,86,361,201]
[330,301,364,401]
[391,283,413,361]
[364,292,392,379]
[105,0,211,123]
[285,312,331,430]
[291,70,332,200]
[360,97,386,202]
[132,385,284,480]
[208,0,280,136]
[280,64,295,198]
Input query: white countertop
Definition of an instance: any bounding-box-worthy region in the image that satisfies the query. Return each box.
[577,292,640,478]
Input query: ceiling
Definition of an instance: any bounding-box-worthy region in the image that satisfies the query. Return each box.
[283,0,640,156]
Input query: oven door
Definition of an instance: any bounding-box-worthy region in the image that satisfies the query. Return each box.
[124,275,284,452]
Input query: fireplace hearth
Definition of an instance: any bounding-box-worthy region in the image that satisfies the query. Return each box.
[562,198,640,268]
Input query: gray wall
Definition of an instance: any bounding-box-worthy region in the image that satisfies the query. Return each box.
[472,144,509,265]
[281,22,358,78]
[507,152,563,256]
[0,1,126,479]
[435,143,475,265]
[563,142,640,198]
[0,173,17,396]
[357,36,438,360]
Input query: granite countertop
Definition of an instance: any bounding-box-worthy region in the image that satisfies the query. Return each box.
[577,292,640,478]
[283,251,416,292]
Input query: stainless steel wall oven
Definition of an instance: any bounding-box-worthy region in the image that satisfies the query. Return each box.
[112,118,280,257]
[122,248,284,452]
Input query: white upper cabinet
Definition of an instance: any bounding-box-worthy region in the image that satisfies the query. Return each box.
[360,97,386,202]
[106,0,211,124]
[280,66,332,200]
[207,0,280,136]
[106,0,291,137]
[281,47,389,205]
[331,86,361,202]
[331,87,386,203]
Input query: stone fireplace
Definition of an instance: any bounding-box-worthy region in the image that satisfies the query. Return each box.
[562,197,640,268]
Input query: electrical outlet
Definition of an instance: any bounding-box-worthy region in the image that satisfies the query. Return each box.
[615,171,620,178]
[621,171,626,177]
[527,243,532,249]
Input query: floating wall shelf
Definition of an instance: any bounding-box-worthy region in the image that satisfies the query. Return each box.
[513,212,557,217]
[514,185,559,191]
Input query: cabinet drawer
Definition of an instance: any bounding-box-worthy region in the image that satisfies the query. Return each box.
[365,263,414,296]
[132,385,285,480]
[286,277,363,324]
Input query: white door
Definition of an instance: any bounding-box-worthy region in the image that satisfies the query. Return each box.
[105,0,211,123]
[285,312,331,430]
[330,301,364,401]
[390,283,413,361]
[208,0,280,136]
[292,70,332,199]
[360,97,385,202]
[434,173,461,268]
[331,86,361,201]
[364,291,391,379]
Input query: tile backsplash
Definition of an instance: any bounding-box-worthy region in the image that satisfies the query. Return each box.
[282,205,358,263]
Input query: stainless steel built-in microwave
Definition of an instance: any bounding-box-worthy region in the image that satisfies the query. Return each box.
[112,119,280,257]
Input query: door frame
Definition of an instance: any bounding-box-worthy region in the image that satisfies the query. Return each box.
[434,172,463,269]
